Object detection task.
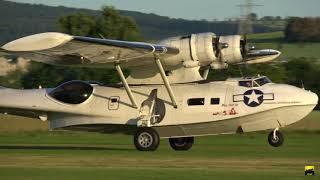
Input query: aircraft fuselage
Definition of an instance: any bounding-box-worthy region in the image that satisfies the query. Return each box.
[0,76,317,138]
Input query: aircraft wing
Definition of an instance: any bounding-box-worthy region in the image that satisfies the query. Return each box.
[0,32,180,68]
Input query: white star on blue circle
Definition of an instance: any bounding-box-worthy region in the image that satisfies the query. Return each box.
[243,89,264,107]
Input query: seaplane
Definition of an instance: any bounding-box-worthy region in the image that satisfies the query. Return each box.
[0,32,317,151]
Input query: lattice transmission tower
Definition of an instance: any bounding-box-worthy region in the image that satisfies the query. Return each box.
[237,0,262,34]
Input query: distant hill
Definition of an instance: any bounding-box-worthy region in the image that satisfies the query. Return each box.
[0,0,281,44]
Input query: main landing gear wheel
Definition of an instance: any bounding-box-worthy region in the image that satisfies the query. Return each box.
[268,130,284,147]
[134,127,160,151]
[169,137,194,151]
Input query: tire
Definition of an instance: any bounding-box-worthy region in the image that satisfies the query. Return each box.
[169,137,194,151]
[268,131,284,147]
[134,127,160,151]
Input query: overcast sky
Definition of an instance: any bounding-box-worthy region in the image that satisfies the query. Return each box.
[8,0,320,20]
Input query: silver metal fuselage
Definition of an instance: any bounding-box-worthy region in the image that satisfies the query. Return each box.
[0,79,317,138]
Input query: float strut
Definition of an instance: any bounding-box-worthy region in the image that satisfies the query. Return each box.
[154,58,178,108]
[115,64,138,108]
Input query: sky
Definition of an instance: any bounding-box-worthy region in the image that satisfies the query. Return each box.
[7,0,320,20]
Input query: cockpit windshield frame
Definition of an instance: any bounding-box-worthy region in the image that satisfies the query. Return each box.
[238,76,272,88]
[254,76,272,86]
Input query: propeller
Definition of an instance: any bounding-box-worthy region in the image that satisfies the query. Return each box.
[241,34,247,57]
[227,34,253,78]
[213,37,221,58]
[213,37,230,57]
[240,34,250,70]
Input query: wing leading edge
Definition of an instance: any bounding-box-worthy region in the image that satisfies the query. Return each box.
[1,32,180,68]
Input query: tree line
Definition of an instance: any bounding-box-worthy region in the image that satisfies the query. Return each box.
[285,17,320,42]
[58,6,142,41]
[0,0,281,44]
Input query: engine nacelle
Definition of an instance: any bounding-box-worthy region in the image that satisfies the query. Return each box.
[159,32,217,67]
[219,35,243,64]
[159,32,280,70]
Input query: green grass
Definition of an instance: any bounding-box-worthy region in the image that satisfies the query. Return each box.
[1,167,316,180]
[248,31,320,59]
[253,42,320,59]
[286,111,320,131]
[248,31,284,41]
[0,167,318,180]
[0,127,319,179]
[0,112,319,179]
[0,114,47,132]
[0,132,319,179]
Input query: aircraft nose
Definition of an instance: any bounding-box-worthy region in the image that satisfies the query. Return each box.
[294,87,318,106]
[304,90,318,105]
[267,84,318,106]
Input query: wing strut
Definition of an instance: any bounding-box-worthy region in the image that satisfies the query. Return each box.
[154,58,178,108]
[115,64,138,108]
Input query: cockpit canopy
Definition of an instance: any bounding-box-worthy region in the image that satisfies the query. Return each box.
[48,81,93,104]
[238,76,272,88]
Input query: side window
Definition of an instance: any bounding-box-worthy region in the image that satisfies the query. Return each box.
[211,98,220,105]
[239,81,252,88]
[108,96,120,110]
[187,98,205,106]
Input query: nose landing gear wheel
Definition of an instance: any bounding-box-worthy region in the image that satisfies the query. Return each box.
[134,127,160,151]
[169,137,194,151]
[268,130,284,147]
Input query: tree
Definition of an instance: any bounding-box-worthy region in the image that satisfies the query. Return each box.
[58,6,142,41]
[96,6,142,41]
[33,6,143,88]
[58,13,96,36]
[248,13,258,21]
[20,62,124,88]
[285,17,320,42]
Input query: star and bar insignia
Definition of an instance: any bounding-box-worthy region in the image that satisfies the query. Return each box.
[233,89,274,107]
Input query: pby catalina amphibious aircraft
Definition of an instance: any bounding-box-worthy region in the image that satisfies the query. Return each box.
[0,32,318,151]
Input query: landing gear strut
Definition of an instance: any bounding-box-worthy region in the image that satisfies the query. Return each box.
[169,137,194,151]
[268,128,284,147]
[134,127,160,151]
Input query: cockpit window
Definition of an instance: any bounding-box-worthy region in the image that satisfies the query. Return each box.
[239,77,272,87]
[239,81,253,88]
[49,81,93,104]
[254,77,272,86]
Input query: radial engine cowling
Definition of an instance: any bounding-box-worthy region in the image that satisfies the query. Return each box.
[159,33,247,69]
[159,32,217,67]
[218,35,243,64]
[160,32,280,70]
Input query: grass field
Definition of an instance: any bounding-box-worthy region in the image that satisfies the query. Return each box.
[248,32,320,59]
[0,131,319,180]
[0,112,319,179]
